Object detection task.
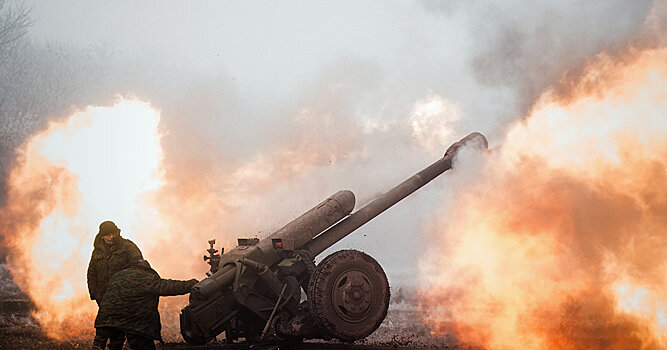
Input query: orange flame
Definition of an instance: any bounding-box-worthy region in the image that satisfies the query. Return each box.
[0,99,165,339]
[418,47,667,349]
[0,93,362,341]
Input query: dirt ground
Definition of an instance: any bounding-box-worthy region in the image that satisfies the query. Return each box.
[0,302,467,350]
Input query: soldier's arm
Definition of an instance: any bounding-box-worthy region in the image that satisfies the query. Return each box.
[148,277,197,296]
[86,255,98,300]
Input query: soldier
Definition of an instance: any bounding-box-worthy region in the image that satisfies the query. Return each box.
[87,220,143,350]
[94,259,198,350]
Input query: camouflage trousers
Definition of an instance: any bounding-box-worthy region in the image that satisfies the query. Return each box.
[91,327,125,350]
[91,327,155,350]
[125,333,156,350]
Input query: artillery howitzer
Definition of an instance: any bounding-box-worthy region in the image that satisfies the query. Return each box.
[180,132,488,344]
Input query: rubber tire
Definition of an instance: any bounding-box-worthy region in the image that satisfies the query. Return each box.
[307,249,390,342]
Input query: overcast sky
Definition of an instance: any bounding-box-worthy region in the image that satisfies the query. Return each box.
[27,2,433,103]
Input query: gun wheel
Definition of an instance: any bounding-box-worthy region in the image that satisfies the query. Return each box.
[307,249,389,342]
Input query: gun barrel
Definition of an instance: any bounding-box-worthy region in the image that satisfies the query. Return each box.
[260,190,355,251]
[303,132,487,257]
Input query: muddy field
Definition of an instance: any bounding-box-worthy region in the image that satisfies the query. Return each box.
[0,301,467,350]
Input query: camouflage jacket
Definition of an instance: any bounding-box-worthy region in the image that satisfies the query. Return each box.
[86,233,143,301]
[94,264,196,340]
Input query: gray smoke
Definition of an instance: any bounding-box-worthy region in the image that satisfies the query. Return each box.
[0,0,656,298]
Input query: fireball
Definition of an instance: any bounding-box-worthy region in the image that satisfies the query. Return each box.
[418,48,667,349]
[0,99,164,339]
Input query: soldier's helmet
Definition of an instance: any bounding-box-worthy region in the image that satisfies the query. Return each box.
[99,220,121,236]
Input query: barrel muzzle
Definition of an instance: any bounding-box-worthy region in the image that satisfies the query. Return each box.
[444,132,488,158]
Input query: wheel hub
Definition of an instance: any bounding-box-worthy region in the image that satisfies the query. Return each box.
[332,269,373,322]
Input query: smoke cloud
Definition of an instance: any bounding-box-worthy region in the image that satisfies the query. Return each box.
[0,0,661,343]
